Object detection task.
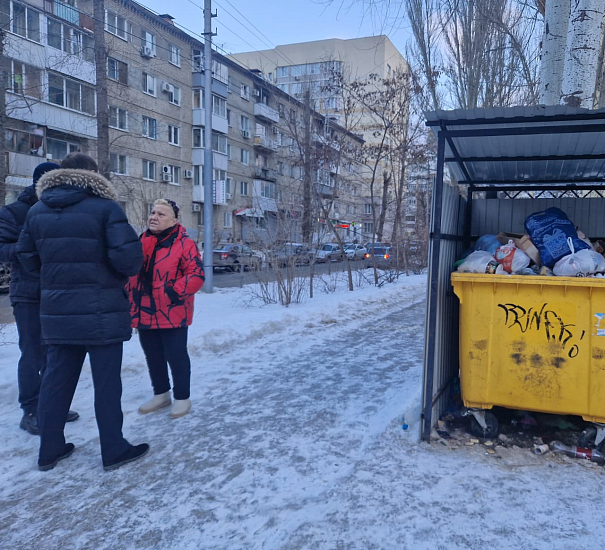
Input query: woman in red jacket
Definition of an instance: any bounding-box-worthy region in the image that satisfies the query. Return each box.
[128,199,205,418]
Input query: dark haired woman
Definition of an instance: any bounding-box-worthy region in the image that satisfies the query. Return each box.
[128,199,205,418]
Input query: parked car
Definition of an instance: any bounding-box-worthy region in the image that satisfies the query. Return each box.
[344,243,367,261]
[269,243,313,267]
[364,241,391,250]
[364,247,395,269]
[212,243,260,272]
[315,243,346,263]
[0,263,9,293]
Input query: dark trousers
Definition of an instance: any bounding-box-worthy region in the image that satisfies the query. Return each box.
[12,302,46,416]
[138,327,191,400]
[38,343,130,464]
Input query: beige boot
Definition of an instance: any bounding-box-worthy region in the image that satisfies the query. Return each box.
[138,391,171,414]
[170,398,191,419]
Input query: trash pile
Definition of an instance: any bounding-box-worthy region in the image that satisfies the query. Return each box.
[456,207,605,277]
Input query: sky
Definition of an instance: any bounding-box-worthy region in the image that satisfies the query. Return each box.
[2,271,605,548]
[140,0,412,58]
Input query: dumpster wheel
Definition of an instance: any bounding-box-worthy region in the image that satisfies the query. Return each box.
[469,411,499,439]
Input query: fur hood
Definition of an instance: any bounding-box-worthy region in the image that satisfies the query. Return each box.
[36,169,118,202]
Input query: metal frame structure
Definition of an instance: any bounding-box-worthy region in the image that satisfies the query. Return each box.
[421,106,605,441]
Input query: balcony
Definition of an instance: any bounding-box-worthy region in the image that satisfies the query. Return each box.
[44,0,80,26]
[254,167,277,181]
[253,134,277,152]
[254,103,280,124]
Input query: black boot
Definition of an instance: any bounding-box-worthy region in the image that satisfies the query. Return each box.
[66,410,80,422]
[103,444,150,471]
[38,443,75,471]
[20,413,39,435]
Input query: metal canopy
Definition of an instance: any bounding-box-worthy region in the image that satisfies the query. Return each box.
[425,105,605,190]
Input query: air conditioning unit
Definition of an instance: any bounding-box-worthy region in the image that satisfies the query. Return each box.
[184,169,193,179]
[272,127,279,134]
[225,193,232,200]
[192,203,201,212]
[253,90,260,97]
[162,173,172,182]
[162,165,171,174]
[161,82,172,93]
[140,46,154,58]
[242,130,250,139]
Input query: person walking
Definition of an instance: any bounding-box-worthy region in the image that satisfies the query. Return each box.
[0,162,79,435]
[17,153,149,471]
[128,199,204,419]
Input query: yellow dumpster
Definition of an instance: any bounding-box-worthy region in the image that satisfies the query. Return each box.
[451,273,605,424]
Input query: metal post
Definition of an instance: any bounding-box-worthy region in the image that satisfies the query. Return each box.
[421,133,446,442]
[202,0,214,292]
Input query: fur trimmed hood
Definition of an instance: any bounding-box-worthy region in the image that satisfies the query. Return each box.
[36,169,118,202]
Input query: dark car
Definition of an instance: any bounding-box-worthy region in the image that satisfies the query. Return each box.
[212,243,260,272]
[269,243,313,267]
[364,247,395,269]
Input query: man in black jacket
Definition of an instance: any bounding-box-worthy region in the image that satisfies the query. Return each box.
[17,153,149,471]
[0,162,79,435]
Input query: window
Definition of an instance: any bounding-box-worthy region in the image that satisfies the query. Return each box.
[212,95,226,118]
[48,73,95,114]
[47,19,86,56]
[227,109,232,126]
[192,128,202,148]
[192,48,203,71]
[142,73,156,96]
[226,143,232,160]
[290,109,295,123]
[142,159,156,181]
[364,204,372,215]
[240,149,249,165]
[3,59,41,98]
[5,2,40,42]
[276,66,288,78]
[168,165,180,185]
[169,86,181,106]
[212,133,227,154]
[168,125,180,146]
[225,178,232,195]
[72,31,94,63]
[47,138,79,160]
[142,116,157,139]
[107,58,128,84]
[223,212,232,228]
[192,89,202,108]
[140,30,156,55]
[169,44,181,66]
[240,84,250,100]
[277,161,284,175]
[363,222,373,235]
[240,115,250,133]
[108,106,127,130]
[105,10,127,40]
[278,103,285,117]
[240,181,249,196]
[353,186,358,196]
[109,153,127,175]
[47,18,62,49]
[261,182,275,199]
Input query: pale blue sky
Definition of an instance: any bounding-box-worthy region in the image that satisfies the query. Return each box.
[140,0,411,58]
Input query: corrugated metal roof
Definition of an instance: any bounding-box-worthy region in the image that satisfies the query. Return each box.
[425,106,605,186]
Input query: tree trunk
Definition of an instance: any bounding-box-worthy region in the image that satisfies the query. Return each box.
[376,170,390,241]
[302,90,312,244]
[560,0,605,107]
[539,0,570,104]
[0,27,7,205]
[93,0,110,179]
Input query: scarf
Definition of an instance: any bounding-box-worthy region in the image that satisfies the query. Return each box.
[139,224,180,295]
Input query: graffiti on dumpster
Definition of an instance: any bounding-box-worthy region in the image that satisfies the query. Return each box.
[497,302,585,358]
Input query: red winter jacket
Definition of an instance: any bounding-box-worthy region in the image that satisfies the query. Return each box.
[128,224,204,329]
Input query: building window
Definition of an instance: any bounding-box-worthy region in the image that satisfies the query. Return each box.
[109,153,127,175]
[140,30,156,56]
[142,116,157,139]
[168,126,180,146]
[192,48,203,71]
[226,143,231,160]
[48,73,95,114]
[108,106,127,130]
[363,222,373,235]
[212,95,226,118]
[278,103,285,117]
[142,159,156,181]
[225,178,232,195]
[46,18,62,50]
[105,10,127,40]
[240,149,249,165]
[223,212,232,228]
[168,165,180,185]
[169,44,181,66]
[290,109,295,123]
[142,73,156,96]
[364,204,372,215]
[261,182,275,199]
[168,86,181,106]
[4,1,40,42]
[192,128,202,148]
[353,186,358,196]
[277,161,284,175]
[47,138,79,161]
[192,89,202,109]
[276,66,288,78]
[212,133,227,154]
[227,109,232,126]
[240,181,249,196]
[107,58,128,84]
[240,83,250,100]
[240,115,250,134]
[3,59,41,98]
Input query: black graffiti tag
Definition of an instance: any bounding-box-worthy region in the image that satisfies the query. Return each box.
[497,302,586,358]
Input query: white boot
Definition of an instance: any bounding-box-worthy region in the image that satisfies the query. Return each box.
[170,398,191,419]
[138,391,171,414]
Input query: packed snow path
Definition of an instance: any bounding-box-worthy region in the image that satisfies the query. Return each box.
[1,277,604,549]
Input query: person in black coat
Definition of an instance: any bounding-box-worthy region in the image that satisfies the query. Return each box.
[17,153,149,471]
[0,162,80,435]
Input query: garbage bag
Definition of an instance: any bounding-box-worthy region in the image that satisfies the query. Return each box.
[474,235,501,256]
[494,240,530,273]
[525,207,591,268]
[553,237,605,277]
[457,251,499,274]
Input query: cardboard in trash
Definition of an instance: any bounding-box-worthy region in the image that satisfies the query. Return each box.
[496,232,541,267]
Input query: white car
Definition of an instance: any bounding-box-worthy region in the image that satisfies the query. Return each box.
[344,244,367,261]
[315,243,345,262]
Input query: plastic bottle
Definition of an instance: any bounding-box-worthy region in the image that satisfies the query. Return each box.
[548,440,605,465]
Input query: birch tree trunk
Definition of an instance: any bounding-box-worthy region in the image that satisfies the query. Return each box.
[539,0,571,104]
[560,0,605,107]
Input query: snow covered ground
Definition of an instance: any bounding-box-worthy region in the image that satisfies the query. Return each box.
[0,272,604,549]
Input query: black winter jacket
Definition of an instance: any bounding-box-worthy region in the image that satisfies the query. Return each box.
[0,185,40,305]
[17,169,143,345]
